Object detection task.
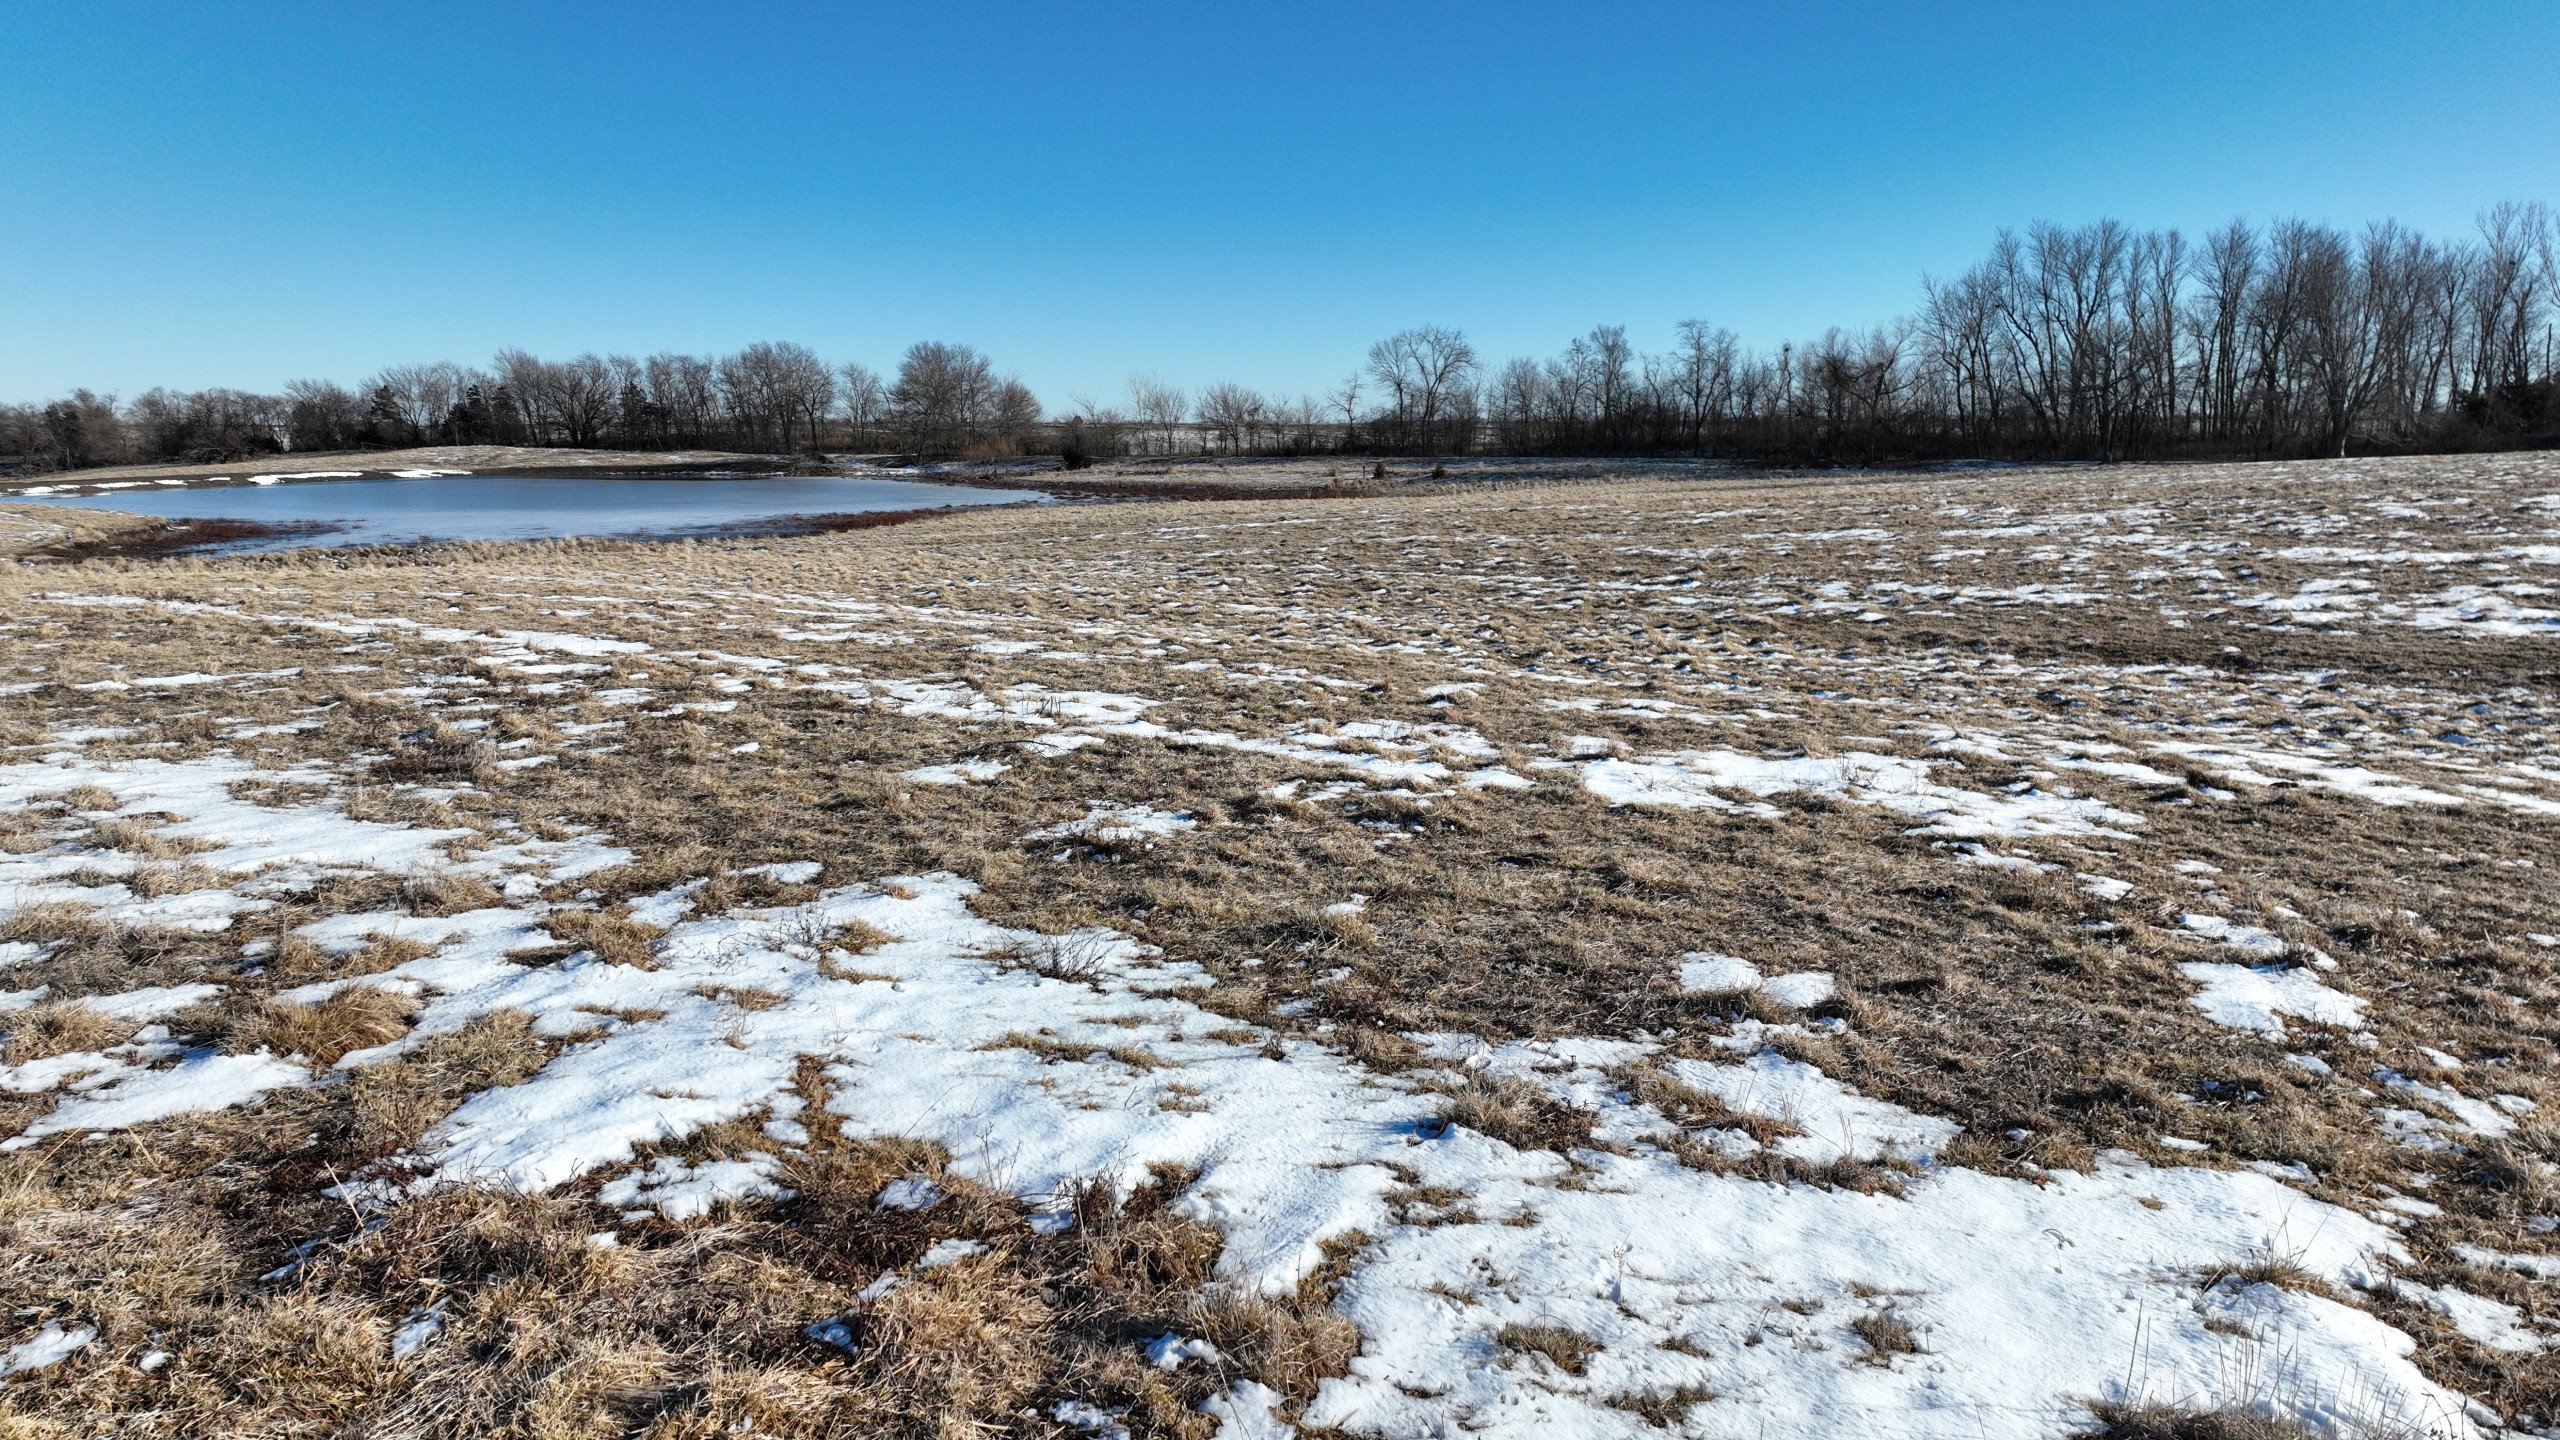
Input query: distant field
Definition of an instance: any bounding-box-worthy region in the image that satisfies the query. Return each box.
[1,453,2555,1437]
[0,502,165,558]
[9,446,1732,500]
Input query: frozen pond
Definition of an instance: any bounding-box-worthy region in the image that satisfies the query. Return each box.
[10,471,1037,551]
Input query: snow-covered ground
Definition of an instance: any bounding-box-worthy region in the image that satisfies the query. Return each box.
[0,742,2492,1436]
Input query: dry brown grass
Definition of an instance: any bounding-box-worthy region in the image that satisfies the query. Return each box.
[1848,1308,1921,1362]
[982,1029,1170,1071]
[0,901,108,948]
[2075,1402,2325,1440]
[1495,1322,1603,1375]
[543,907,666,969]
[401,872,504,916]
[370,723,496,786]
[1,1002,130,1064]
[0,502,167,559]
[60,784,119,813]
[3,452,2558,1430]
[123,861,222,899]
[1615,1061,1801,1146]
[228,988,418,1066]
[1432,1072,1600,1154]
[87,817,213,858]
[324,1009,558,1162]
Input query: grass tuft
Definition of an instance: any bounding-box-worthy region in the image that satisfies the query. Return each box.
[1496,1322,1603,1374]
[1849,1309,1920,1361]
[2,1001,131,1064]
[2077,1401,2324,1440]
[230,988,417,1065]
[1435,1072,1599,1154]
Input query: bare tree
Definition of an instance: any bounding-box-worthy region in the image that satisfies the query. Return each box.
[1326,373,1363,446]
[2472,201,2554,410]
[1583,325,1634,442]
[544,355,619,447]
[1196,383,1266,453]
[892,342,1000,455]
[759,342,838,451]
[1489,357,1546,450]
[718,346,788,450]
[645,354,720,446]
[2190,221,2257,445]
[1128,375,1188,456]
[990,377,1043,438]
[490,350,555,445]
[1670,320,1738,453]
[282,378,364,452]
[1365,325,1477,451]
[368,362,468,443]
[839,362,887,448]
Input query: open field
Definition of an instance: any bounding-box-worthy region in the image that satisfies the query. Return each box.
[1,452,2557,1437]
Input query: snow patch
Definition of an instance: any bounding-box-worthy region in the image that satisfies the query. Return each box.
[2179,963,2367,1039]
[1571,749,2137,838]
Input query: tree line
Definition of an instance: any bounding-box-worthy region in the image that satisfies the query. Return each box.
[0,340,1043,471]
[5,202,2553,472]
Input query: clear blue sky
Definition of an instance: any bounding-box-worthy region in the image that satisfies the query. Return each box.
[3,2,2554,409]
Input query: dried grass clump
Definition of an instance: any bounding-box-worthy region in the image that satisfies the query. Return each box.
[2076,1401,2324,1440]
[342,935,437,976]
[371,724,495,785]
[401,872,504,916]
[778,1150,1358,1429]
[304,870,406,917]
[1850,1309,1921,1360]
[1185,1288,1362,1404]
[1316,908,1379,949]
[1496,1322,1602,1374]
[781,1138,980,1276]
[327,1009,552,1160]
[545,908,666,969]
[2452,1135,2548,1213]
[230,988,417,1066]
[61,784,120,813]
[2197,1253,2332,1299]
[1343,1025,1420,1070]
[1434,1072,1598,1154]
[1616,1063,1800,1146]
[88,817,212,859]
[829,919,893,954]
[1,1002,131,1063]
[1782,1154,1919,1196]
[990,931,1119,983]
[691,870,819,914]
[691,984,785,1012]
[983,1029,1168,1071]
[1070,1171,1359,1412]
[119,862,220,901]
[1607,1381,1718,1426]
[0,901,109,948]
[64,863,123,890]
[817,1251,1059,1429]
[1672,1141,1918,1196]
